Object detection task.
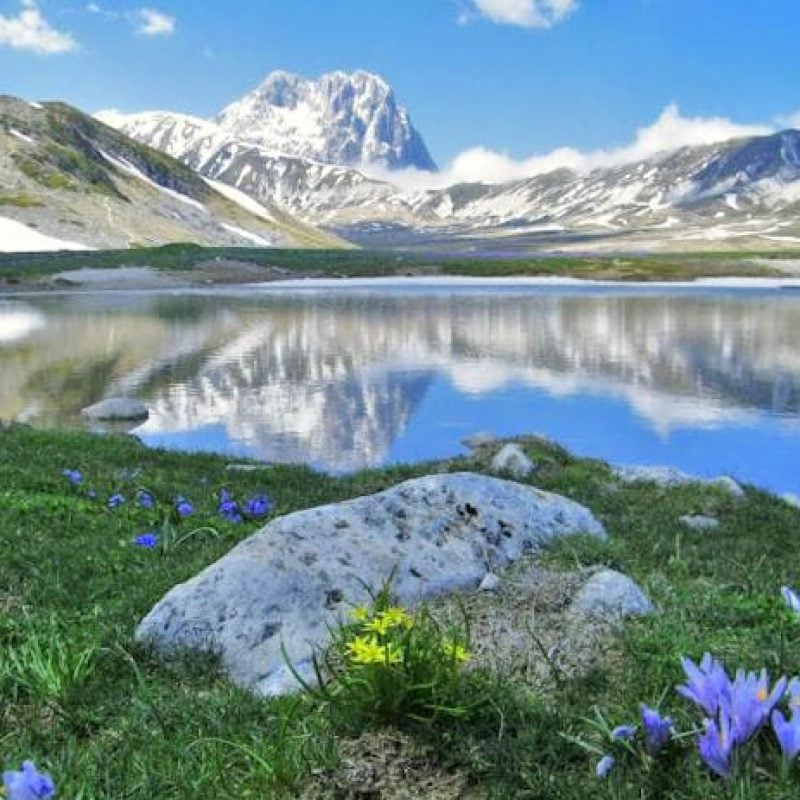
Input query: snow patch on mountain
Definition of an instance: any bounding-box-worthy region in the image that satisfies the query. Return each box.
[0,217,93,252]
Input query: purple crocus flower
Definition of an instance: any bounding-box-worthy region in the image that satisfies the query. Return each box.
[787,678,800,713]
[782,586,800,615]
[174,497,194,518]
[245,494,272,518]
[611,724,637,742]
[133,532,158,549]
[61,469,82,485]
[218,489,242,524]
[677,653,731,717]
[698,711,734,779]
[641,705,673,755]
[726,669,787,745]
[2,761,55,799]
[137,491,155,509]
[595,755,615,779]
[772,710,800,764]
[108,493,125,509]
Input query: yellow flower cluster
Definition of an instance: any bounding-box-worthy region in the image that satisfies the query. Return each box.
[443,638,471,664]
[346,635,402,665]
[350,605,414,632]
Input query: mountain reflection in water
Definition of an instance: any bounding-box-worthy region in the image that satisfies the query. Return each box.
[1,284,799,492]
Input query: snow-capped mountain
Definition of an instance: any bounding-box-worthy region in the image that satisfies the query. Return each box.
[99,71,800,251]
[100,69,436,172]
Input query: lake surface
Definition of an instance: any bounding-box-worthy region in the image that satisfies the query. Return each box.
[2,280,800,495]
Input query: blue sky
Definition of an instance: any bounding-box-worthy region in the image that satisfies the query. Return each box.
[2,0,799,169]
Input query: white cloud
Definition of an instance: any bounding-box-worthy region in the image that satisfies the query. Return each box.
[132,7,175,37]
[470,0,579,29]
[777,110,800,130]
[0,0,77,54]
[365,104,774,190]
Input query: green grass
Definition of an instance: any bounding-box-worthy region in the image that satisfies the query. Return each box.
[0,193,43,208]
[0,243,797,286]
[3,425,800,797]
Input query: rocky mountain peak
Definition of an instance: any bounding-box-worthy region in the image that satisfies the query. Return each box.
[214,69,437,171]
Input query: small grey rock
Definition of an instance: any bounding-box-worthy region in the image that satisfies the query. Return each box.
[710,477,745,499]
[81,397,149,421]
[462,432,497,450]
[491,443,536,480]
[479,573,501,593]
[680,514,721,532]
[225,463,275,473]
[137,472,605,696]
[612,465,744,497]
[569,570,654,621]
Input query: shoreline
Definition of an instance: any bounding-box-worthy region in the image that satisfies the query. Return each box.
[3,270,800,296]
[3,245,800,294]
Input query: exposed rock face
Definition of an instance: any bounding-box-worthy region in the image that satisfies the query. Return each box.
[101,70,437,173]
[82,397,149,421]
[569,570,655,620]
[491,443,536,480]
[136,472,605,696]
[612,465,745,497]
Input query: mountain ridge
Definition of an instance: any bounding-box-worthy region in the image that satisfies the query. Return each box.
[0,96,346,251]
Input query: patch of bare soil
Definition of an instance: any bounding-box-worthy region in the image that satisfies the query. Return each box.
[431,562,622,690]
[306,728,479,800]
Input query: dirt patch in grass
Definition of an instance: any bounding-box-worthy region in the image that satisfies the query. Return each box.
[306,728,477,799]
[431,562,625,691]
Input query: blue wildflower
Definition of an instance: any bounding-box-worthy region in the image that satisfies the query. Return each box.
[677,653,731,717]
[174,496,194,518]
[772,709,800,765]
[726,668,787,745]
[782,586,800,616]
[61,469,82,485]
[640,705,673,755]
[595,755,615,779]
[218,490,242,524]
[2,760,55,799]
[137,491,155,509]
[245,494,272,518]
[133,533,158,549]
[611,724,637,742]
[787,678,800,713]
[87,488,97,500]
[108,493,125,509]
[698,711,734,779]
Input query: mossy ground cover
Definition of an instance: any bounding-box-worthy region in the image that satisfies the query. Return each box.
[0,244,796,287]
[2,426,800,797]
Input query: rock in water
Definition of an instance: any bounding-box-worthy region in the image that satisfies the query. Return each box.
[81,397,149,421]
[491,444,536,480]
[136,472,605,696]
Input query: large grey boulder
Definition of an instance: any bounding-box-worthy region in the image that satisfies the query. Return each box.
[569,569,654,620]
[136,472,605,696]
[612,465,744,498]
[491,443,536,480]
[82,397,149,421]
